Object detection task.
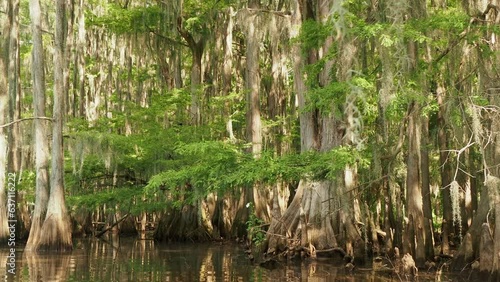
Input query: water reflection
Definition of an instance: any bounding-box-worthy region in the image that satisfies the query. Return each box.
[0,238,466,281]
[24,251,72,282]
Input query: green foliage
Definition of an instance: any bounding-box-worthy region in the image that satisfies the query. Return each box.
[86,4,162,34]
[304,76,376,117]
[297,19,333,54]
[146,142,367,209]
[16,170,36,204]
[246,203,265,246]
[182,0,232,35]
[67,187,142,214]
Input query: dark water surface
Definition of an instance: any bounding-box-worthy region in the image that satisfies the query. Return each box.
[0,238,468,281]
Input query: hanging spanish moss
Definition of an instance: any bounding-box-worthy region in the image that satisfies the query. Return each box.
[450,180,462,239]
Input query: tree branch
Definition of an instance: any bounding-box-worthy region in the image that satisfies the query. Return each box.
[95,213,130,237]
[0,117,53,128]
[146,27,188,47]
[246,8,291,17]
[433,30,468,65]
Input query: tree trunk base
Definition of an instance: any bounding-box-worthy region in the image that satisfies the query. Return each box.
[266,179,363,262]
[37,214,72,252]
[154,204,212,242]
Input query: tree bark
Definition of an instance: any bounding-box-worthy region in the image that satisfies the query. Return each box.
[421,115,434,259]
[293,0,317,152]
[267,0,365,261]
[404,103,426,267]
[0,0,11,242]
[38,0,72,251]
[177,4,205,126]
[76,0,86,118]
[25,0,50,251]
[7,0,21,175]
[437,84,453,255]
[246,0,262,157]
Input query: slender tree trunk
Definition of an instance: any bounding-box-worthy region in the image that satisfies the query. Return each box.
[76,0,86,118]
[402,0,429,266]
[437,84,453,255]
[421,115,434,259]
[25,0,50,251]
[404,102,427,267]
[7,0,24,241]
[0,0,11,242]
[481,2,500,277]
[223,7,234,141]
[335,34,364,260]
[230,1,270,238]
[177,4,205,126]
[246,1,262,157]
[38,0,72,251]
[294,0,317,152]
[190,45,203,125]
[7,0,21,174]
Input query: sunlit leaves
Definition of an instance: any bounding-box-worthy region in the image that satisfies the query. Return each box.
[67,187,143,214]
[297,19,333,54]
[86,3,162,34]
[380,34,395,47]
[145,142,368,206]
[182,0,230,36]
[305,81,348,115]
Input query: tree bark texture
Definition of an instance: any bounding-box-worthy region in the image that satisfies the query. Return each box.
[0,0,11,242]
[25,0,50,251]
[404,104,427,267]
[7,0,21,175]
[38,0,72,251]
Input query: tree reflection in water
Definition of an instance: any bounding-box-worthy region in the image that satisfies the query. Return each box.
[0,238,466,281]
[24,251,72,281]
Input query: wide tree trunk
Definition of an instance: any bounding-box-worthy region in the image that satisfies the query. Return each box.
[267,0,364,261]
[25,0,50,251]
[37,0,72,251]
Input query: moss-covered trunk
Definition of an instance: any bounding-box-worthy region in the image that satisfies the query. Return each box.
[265,0,365,260]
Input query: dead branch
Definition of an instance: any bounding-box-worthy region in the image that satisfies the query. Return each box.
[95,213,130,238]
[0,117,52,128]
[246,8,291,17]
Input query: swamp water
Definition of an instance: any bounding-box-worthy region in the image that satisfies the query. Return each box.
[0,238,469,281]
